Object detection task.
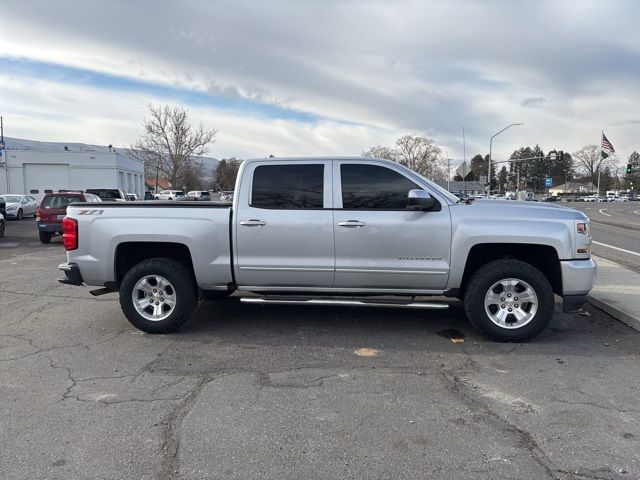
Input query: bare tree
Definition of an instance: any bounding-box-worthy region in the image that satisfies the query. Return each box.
[180,161,206,192]
[362,145,396,161]
[215,158,241,191]
[363,135,445,179]
[132,104,216,189]
[573,144,616,185]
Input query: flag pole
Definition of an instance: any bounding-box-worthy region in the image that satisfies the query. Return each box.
[598,131,605,201]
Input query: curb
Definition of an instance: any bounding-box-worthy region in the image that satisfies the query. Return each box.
[588,295,640,332]
[587,255,640,333]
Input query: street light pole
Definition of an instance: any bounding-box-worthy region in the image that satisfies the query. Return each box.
[487,123,524,196]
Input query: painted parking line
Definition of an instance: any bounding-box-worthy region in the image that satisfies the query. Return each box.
[598,209,611,217]
[592,241,640,257]
[634,210,640,215]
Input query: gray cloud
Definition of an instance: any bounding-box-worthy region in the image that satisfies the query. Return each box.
[2,0,640,159]
[521,97,548,108]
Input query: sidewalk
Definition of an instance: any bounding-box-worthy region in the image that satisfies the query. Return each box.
[588,255,640,332]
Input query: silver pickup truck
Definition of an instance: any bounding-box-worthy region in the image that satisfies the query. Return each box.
[58,157,596,341]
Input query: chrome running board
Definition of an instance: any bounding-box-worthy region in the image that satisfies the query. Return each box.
[240,296,449,310]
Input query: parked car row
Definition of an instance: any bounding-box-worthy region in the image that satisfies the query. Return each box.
[0,194,39,219]
[36,191,102,243]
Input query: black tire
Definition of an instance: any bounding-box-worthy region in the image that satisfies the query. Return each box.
[39,232,52,243]
[0,219,4,237]
[201,290,232,301]
[119,258,197,334]
[168,197,173,201]
[463,259,554,342]
[17,209,23,220]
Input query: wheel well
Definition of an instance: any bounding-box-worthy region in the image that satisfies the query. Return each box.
[460,243,562,296]
[115,242,195,285]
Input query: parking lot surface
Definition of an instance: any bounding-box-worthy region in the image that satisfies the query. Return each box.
[1,219,639,479]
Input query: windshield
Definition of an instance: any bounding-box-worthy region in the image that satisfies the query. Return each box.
[86,189,121,199]
[1,195,22,203]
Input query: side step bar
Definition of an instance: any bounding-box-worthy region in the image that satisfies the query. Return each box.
[240,297,449,310]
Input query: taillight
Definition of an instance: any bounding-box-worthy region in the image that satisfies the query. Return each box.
[35,207,41,220]
[62,217,78,251]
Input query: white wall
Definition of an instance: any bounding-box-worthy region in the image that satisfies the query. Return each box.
[0,149,144,198]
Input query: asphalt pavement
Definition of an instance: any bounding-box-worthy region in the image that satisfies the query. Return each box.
[566,202,640,273]
[1,219,639,480]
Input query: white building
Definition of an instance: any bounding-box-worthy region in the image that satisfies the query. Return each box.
[0,137,145,200]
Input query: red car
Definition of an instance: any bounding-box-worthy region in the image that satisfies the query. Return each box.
[36,191,101,243]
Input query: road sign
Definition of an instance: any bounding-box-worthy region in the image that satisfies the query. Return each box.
[544,177,553,188]
[455,161,469,178]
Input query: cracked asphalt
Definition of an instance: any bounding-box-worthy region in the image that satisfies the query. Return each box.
[1,220,640,480]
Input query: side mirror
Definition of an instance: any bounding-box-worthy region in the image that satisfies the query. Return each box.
[407,189,437,211]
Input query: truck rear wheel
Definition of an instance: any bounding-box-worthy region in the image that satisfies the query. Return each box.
[119,258,197,334]
[39,232,52,243]
[463,259,554,342]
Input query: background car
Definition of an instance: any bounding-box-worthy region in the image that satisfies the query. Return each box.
[85,188,128,202]
[0,194,38,220]
[219,191,234,201]
[154,190,186,200]
[126,193,140,201]
[36,191,101,243]
[186,190,211,201]
[0,196,5,220]
[0,213,5,238]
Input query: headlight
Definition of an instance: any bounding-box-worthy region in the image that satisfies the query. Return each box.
[575,220,591,256]
[577,222,589,235]
[6,205,17,212]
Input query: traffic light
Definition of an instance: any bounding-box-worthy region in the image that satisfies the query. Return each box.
[627,163,634,175]
[557,151,563,162]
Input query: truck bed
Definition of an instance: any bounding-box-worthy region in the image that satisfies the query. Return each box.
[65,201,234,289]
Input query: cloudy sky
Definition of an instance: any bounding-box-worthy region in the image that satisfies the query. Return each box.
[1,0,639,166]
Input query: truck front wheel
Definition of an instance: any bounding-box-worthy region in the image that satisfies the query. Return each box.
[119,258,197,334]
[463,259,554,342]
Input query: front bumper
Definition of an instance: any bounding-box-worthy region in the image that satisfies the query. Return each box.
[561,259,597,313]
[58,262,84,286]
[561,259,597,295]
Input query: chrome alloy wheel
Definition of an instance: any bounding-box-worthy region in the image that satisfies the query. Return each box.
[484,278,538,329]
[132,275,177,322]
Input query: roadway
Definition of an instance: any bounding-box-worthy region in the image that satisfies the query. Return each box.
[564,202,640,273]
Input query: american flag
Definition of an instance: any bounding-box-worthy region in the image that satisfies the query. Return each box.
[601,132,615,153]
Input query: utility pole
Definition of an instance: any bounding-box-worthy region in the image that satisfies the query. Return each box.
[447,155,451,192]
[462,127,466,194]
[488,123,523,196]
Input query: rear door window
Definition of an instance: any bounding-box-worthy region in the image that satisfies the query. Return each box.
[251,164,324,209]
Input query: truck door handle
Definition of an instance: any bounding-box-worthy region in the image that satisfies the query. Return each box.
[338,220,365,228]
[240,219,266,227]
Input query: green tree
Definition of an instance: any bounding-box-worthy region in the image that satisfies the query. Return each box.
[547,149,574,187]
[215,158,241,191]
[624,151,640,189]
[497,166,508,192]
